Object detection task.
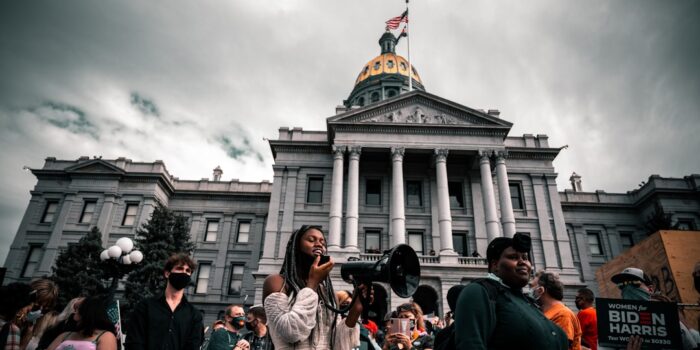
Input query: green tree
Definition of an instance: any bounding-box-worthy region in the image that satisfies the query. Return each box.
[124,205,194,309]
[51,226,110,308]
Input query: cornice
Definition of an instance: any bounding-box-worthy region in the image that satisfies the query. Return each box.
[332,124,509,137]
[506,147,561,161]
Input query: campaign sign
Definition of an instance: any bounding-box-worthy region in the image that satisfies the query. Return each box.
[596,298,681,349]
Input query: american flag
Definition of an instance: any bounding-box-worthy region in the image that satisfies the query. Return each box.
[386,10,408,30]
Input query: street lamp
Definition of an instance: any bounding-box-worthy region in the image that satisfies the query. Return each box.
[100,237,143,297]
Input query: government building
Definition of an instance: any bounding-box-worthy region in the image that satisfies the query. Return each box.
[4,31,699,326]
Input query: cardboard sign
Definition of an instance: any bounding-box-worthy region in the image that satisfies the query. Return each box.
[596,298,681,349]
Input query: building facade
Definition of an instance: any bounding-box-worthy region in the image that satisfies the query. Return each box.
[4,32,699,325]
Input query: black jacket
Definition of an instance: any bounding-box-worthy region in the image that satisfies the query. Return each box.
[125,295,203,350]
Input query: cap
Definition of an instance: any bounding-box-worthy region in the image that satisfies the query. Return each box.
[486,233,532,263]
[611,267,651,285]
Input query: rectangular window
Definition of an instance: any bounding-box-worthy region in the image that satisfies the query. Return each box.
[619,233,634,251]
[42,201,58,223]
[195,263,211,294]
[228,264,245,295]
[452,232,468,257]
[307,177,323,203]
[407,231,424,255]
[80,201,97,223]
[204,220,219,242]
[122,203,138,226]
[366,179,382,206]
[22,246,42,278]
[676,219,696,230]
[406,181,422,207]
[364,229,381,253]
[448,182,464,208]
[237,221,250,243]
[587,232,603,255]
[509,183,524,210]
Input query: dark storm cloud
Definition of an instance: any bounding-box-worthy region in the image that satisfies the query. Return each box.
[31,102,100,140]
[130,92,160,117]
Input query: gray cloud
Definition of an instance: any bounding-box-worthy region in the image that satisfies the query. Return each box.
[32,102,100,140]
[130,92,160,117]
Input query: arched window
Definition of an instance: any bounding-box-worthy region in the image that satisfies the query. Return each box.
[357,97,365,107]
[371,92,380,103]
[387,89,397,98]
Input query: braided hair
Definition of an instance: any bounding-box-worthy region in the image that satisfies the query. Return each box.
[279,225,339,345]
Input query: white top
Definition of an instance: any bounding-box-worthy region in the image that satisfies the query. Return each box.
[264,287,360,350]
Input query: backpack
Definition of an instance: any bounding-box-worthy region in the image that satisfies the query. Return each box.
[434,278,506,350]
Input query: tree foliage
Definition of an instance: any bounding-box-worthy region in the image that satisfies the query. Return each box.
[51,226,110,308]
[124,205,194,309]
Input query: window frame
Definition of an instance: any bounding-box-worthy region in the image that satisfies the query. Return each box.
[228,263,245,295]
[448,181,464,208]
[586,231,603,256]
[195,262,212,294]
[364,229,381,253]
[204,220,219,242]
[41,201,59,223]
[21,245,43,278]
[405,180,423,207]
[236,221,251,243]
[365,178,382,206]
[452,231,468,257]
[306,176,324,204]
[79,200,97,224]
[619,232,634,251]
[121,203,139,226]
[509,182,524,210]
[407,231,424,255]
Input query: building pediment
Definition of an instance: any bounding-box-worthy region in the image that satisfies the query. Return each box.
[328,90,512,128]
[65,159,126,175]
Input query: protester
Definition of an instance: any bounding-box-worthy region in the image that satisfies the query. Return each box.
[237,306,273,350]
[29,279,59,314]
[38,297,84,350]
[383,302,432,350]
[262,225,364,349]
[26,311,59,350]
[46,296,117,350]
[454,233,568,349]
[531,271,582,350]
[125,253,203,350]
[208,305,245,350]
[433,284,465,350]
[0,283,33,350]
[575,288,598,350]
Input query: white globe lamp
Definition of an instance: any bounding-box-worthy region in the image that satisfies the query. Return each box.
[116,237,134,253]
[107,245,122,259]
[129,250,143,264]
[100,249,110,261]
[121,255,132,265]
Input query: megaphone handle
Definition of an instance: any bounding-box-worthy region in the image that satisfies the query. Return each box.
[361,294,371,320]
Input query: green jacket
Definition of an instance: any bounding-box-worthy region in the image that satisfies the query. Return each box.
[454,278,568,350]
[207,329,240,350]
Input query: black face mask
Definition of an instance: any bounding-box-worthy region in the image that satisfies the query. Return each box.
[168,272,191,290]
[244,319,257,331]
[230,316,246,330]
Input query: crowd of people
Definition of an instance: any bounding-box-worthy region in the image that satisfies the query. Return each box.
[2,226,699,350]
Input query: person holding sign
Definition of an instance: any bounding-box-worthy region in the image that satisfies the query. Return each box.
[531,271,583,350]
[454,233,568,350]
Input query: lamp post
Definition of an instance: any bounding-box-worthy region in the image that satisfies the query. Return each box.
[100,237,143,299]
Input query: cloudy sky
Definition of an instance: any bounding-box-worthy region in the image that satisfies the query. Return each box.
[1,1,698,263]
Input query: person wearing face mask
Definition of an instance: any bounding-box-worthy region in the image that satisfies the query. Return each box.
[574,288,598,350]
[125,253,203,350]
[208,305,245,350]
[530,271,582,350]
[234,306,273,350]
[454,233,568,350]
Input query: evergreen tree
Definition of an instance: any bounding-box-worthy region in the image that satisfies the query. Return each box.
[51,226,110,308]
[124,205,194,309]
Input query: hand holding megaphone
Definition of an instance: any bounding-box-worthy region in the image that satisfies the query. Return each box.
[307,255,334,290]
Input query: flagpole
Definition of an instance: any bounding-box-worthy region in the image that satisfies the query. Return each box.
[406,0,412,92]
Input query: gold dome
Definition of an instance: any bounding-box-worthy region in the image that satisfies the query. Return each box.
[354,53,422,86]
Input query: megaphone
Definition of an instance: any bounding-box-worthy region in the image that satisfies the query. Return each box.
[341,244,421,298]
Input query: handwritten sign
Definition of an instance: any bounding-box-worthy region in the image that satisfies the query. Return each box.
[596,298,681,349]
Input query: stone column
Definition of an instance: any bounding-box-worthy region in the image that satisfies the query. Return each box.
[97,193,119,245]
[344,147,361,252]
[479,150,500,242]
[495,151,516,237]
[277,167,299,259]
[261,166,285,260]
[434,149,456,260]
[390,147,406,246]
[328,146,345,251]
